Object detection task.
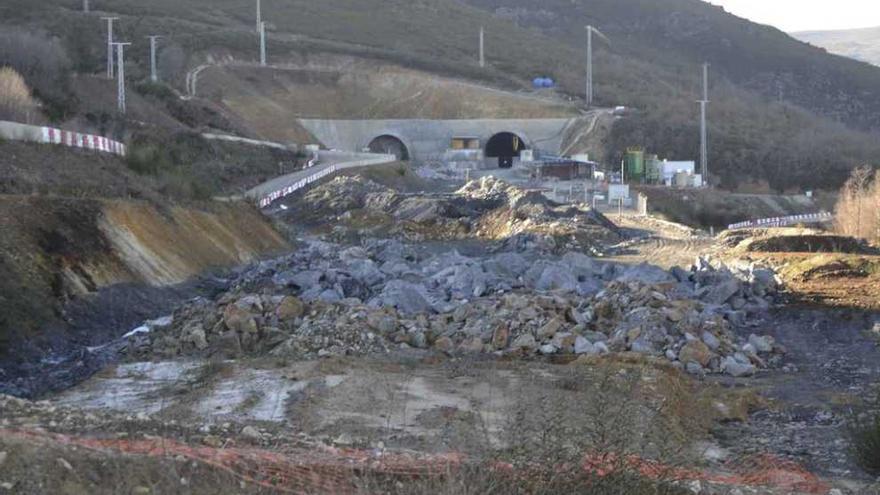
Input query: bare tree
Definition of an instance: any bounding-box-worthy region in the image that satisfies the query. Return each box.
[836,165,879,242]
[0,29,71,91]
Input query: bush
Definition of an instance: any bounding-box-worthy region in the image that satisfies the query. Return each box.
[0,67,39,123]
[849,411,880,475]
[0,27,75,120]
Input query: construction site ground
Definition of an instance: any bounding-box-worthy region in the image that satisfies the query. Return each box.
[1,175,878,495]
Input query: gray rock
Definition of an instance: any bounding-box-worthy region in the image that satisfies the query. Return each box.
[512,334,538,351]
[576,278,604,297]
[378,280,433,315]
[562,251,597,272]
[574,336,594,355]
[748,334,774,353]
[539,344,558,355]
[722,356,756,377]
[346,259,385,286]
[685,362,705,376]
[630,339,655,354]
[241,426,262,441]
[410,331,427,349]
[581,331,607,343]
[701,331,720,351]
[724,310,747,327]
[535,266,578,292]
[702,279,741,305]
[319,289,343,303]
[671,266,692,283]
[484,252,528,279]
[616,263,676,284]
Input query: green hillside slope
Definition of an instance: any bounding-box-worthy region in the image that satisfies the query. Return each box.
[1,0,879,191]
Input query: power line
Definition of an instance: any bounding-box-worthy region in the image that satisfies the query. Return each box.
[101,17,120,79]
[112,42,132,113]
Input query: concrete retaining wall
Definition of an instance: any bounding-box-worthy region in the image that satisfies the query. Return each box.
[299,118,577,163]
[0,120,126,156]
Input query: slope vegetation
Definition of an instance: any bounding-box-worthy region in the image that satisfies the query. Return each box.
[2,0,880,191]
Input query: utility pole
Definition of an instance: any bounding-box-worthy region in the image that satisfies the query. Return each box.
[148,36,161,82]
[113,42,132,114]
[83,0,89,13]
[256,0,262,33]
[102,17,120,79]
[586,25,593,107]
[584,26,610,107]
[699,63,710,186]
[260,21,267,66]
[479,26,485,68]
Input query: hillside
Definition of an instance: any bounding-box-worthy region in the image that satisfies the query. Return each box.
[793,27,880,67]
[1,0,879,192]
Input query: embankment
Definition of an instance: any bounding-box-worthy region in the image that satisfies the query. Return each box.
[0,196,288,366]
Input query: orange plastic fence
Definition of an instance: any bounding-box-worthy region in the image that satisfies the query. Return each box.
[0,429,829,494]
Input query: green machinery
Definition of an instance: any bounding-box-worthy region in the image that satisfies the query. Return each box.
[624,147,645,183]
[646,153,662,184]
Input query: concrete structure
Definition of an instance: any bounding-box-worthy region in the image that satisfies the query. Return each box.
[299,118,578,167]
[659,160,695,185]
[0,120,126,156]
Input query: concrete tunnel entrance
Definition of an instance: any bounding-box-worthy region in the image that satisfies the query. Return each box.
[485,132,527,169]
[368,135,410,161]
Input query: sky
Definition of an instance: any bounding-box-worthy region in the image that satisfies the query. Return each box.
[705,0,880,32]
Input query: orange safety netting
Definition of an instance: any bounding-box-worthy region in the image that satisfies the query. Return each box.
[582,452,830,494]
[0,429,829,494]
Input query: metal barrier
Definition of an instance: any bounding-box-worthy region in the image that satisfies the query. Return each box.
[727,212,834,231]
[248,150,395,208]
[0,120,126,156]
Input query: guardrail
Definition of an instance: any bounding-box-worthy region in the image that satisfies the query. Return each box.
[727,212,834,230]
[247,150,396,208]
[0,120,126,156]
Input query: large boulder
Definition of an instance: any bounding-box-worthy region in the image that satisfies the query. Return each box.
[223,304,258,335]
[616,263,676,284]
[376,280,433,315]
[679,341,714,367]
[535,266,578,292]
[276,296,305,320]
[702,279,741,305]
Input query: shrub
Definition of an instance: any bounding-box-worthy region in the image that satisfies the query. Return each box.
[0,27,75,120]
[849,411,880,475]
[0,67,39,122]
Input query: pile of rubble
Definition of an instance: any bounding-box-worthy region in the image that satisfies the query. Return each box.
[125,238,784,378]
[284,176,621,254]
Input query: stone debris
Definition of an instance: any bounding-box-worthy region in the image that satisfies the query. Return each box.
[125,237,784,377]
[285,176,621,254]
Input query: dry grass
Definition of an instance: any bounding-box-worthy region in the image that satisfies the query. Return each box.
[0,67,39,123]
